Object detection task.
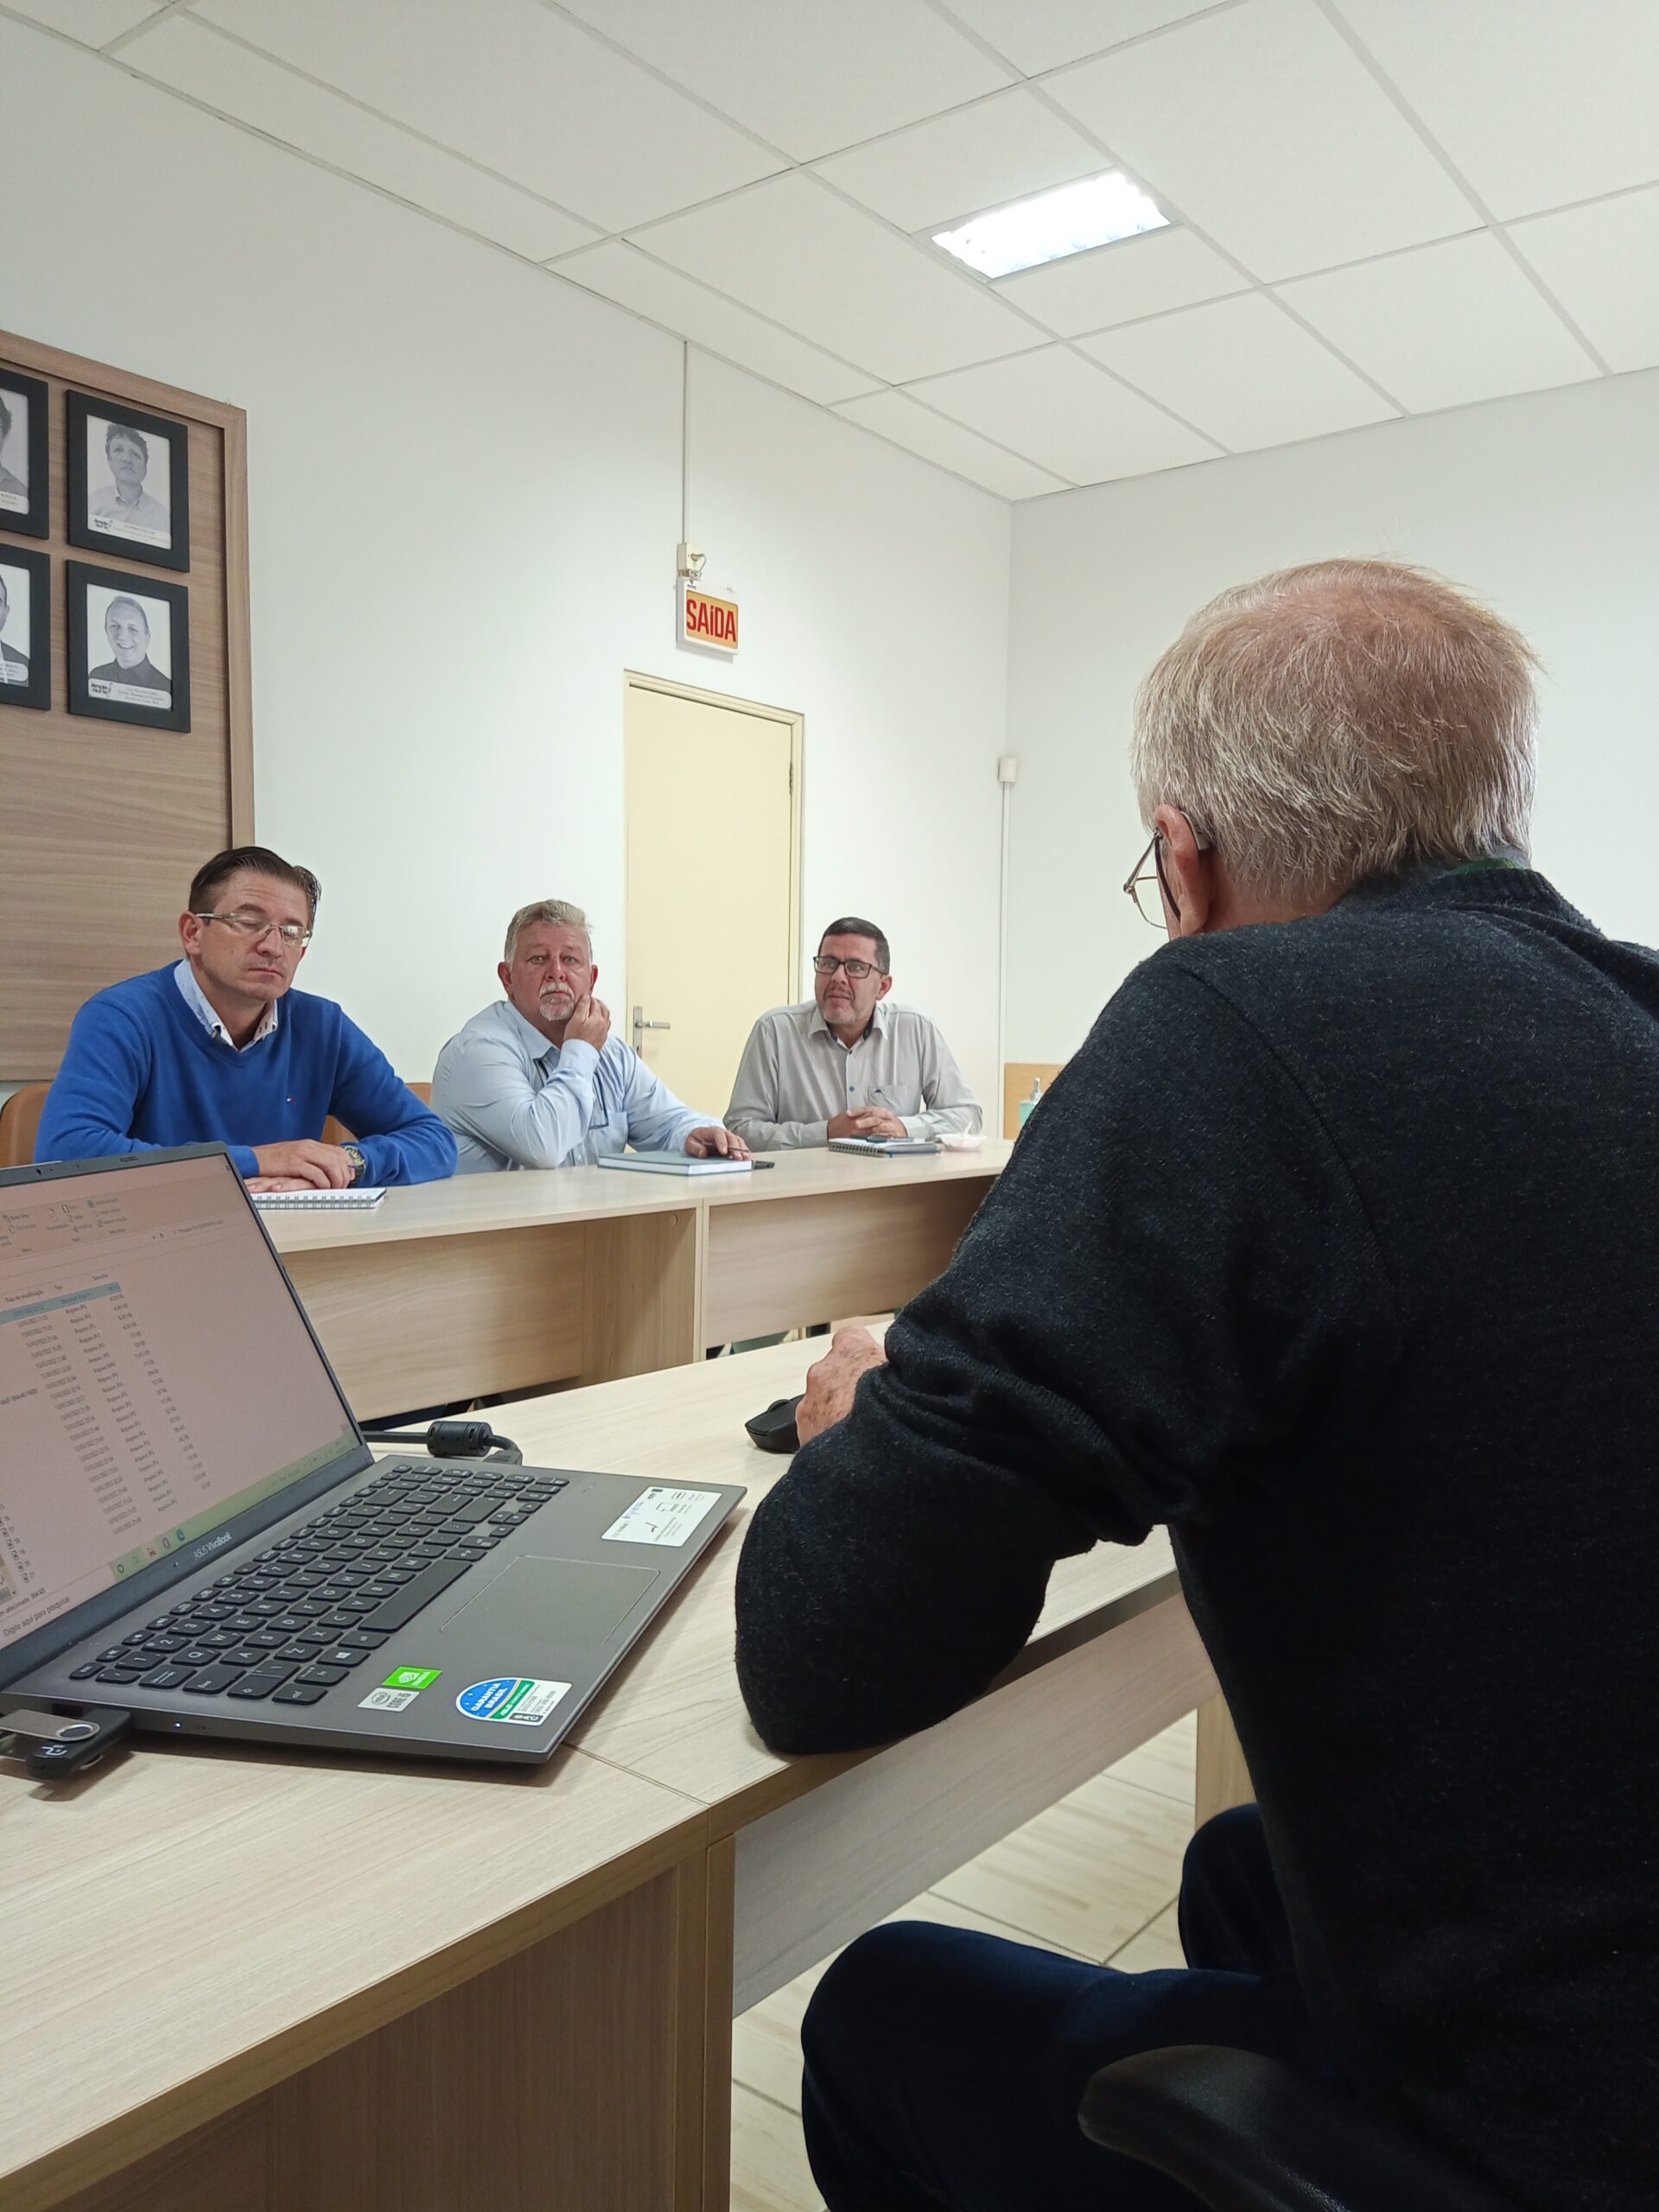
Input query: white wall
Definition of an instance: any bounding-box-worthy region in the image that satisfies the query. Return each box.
[1006,369,1659,1062]
[0,16,1009,1106]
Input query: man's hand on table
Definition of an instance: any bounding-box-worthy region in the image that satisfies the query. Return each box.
[827,1108,907,1140]
[250,1139,354,1187]
[796,1324,888,1446]
[685,1126,751,1158]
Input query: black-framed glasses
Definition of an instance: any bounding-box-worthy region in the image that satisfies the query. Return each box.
[812,955,882,979]
[193,909,313,948]
[1122,824,1214,930]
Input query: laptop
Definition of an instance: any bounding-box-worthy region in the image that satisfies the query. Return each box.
[0,1146,742,1765]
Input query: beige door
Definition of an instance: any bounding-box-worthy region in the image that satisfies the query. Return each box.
[624,674,801,1121]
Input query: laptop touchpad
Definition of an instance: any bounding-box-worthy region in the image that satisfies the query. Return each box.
[438,1555,658,1646]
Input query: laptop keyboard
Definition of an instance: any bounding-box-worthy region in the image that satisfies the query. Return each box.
[69,1459,568,1707]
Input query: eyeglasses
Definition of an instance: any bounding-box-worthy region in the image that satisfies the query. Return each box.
[812,956,882,979]
[193,910,313,948]
[1122,823,1215,930]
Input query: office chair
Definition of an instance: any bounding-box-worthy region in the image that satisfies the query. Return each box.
[0,1084,48,1169]
[1079,2045,1522,2212]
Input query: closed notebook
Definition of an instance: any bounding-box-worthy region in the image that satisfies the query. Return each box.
[598,1153,753,1177]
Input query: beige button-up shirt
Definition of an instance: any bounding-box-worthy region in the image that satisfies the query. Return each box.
[724,1000,981,1150]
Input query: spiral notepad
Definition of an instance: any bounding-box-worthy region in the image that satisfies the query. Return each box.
[250,1186,386,1208]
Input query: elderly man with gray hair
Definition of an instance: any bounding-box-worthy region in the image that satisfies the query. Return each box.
[736,562,1652,2212]
[431,899,745,1173]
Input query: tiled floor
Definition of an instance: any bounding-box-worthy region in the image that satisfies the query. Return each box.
[728,1711,1198,2211]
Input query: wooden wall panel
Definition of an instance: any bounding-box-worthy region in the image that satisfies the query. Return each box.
[0,329,251,1077]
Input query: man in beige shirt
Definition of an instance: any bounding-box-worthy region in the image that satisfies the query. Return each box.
[725,917,981,1151]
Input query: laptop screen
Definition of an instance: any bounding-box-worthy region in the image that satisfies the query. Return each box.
[0,1150,359,1660]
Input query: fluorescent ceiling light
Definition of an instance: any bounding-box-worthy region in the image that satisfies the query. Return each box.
[932,170,1169,279]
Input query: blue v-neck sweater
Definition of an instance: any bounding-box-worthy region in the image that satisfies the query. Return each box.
[35,966,456,1185]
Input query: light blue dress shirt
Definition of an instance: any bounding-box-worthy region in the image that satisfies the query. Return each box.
[430,997,713,1173]
[173,959,279,1048]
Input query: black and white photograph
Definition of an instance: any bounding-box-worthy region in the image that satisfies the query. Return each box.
[0,547,50,709]
[0,371,49,539]
[67,561,190,730]
[67,391,189,570]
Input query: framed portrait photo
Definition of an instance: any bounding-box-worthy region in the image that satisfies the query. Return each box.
[67,391,190,571]
[0,546,51,710]
[67,562,190,732]
[0,371,49,539]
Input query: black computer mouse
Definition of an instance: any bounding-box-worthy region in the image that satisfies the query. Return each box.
[744,1394,804,1453]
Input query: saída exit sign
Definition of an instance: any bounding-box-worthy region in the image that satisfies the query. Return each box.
[677,582,740,653]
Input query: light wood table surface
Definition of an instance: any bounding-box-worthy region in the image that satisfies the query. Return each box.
[267,1141,1013,1417]
[3,1333,1227,2212]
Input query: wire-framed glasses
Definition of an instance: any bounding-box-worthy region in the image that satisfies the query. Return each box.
[193,910,313,948]
[1122,834,1173,930]
[1122,823,1214,930]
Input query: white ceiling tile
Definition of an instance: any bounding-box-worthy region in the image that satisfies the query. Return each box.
[939,0,1224,75]
[632,173,1042,384]
[554,241,880,406]
[1,0,162,45]
[555,0,1010,162]
[813,88,1102,235]
[834,388,1071,498]
[1080,291,1398,448]
[1510,187,1659,373]
[1333,0,1659,220]
[1276,232,1599,414]
[1046,0,1480,279]
[906,345,1220,482]
[193,0,782,231]
[121,15,596,260]
[995,223,1245,333]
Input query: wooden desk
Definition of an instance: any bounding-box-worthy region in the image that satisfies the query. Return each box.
[267,1143,1012,1417]
[2,1336,1219,2212]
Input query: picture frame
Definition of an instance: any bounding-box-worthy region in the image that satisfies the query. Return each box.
[67,561,190,732]
[0,545,51,710]
[0,370,49,540]
[66,391,190,571]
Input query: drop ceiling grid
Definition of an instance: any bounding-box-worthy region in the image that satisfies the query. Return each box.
[103,9,604,261]
[7,0,1651,501]
[187,0,786,231]
[0,0,172,44]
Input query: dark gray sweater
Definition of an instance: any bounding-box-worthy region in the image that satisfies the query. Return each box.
[734,868,1657,2212]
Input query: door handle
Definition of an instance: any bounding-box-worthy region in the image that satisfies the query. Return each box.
[632,1005,672,1047]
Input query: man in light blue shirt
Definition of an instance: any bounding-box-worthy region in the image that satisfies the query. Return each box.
[431,899,747,1173]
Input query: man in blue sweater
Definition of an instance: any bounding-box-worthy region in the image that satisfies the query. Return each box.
[36,845,455,1189]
